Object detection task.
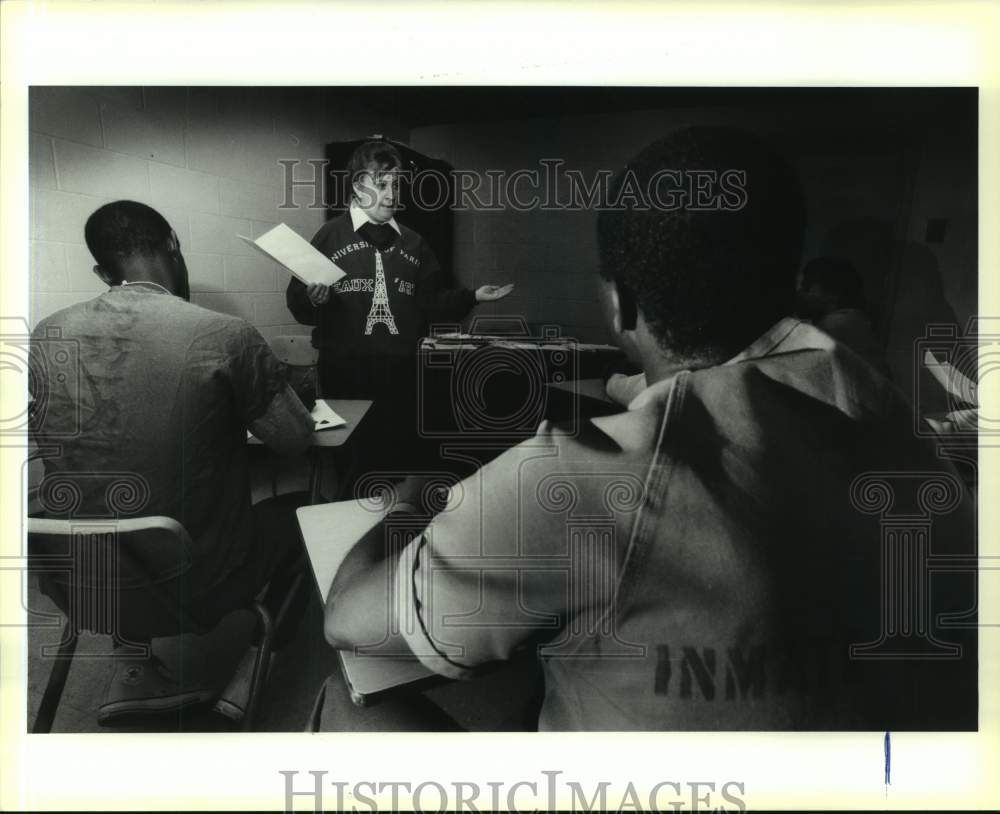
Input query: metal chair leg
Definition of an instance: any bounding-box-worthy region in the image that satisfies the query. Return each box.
[241,602,274,732]
[308,448,323,504]
[269,460,280,498]
[304,680,326,732]
[32,620,78,734]
[272,566,307,634]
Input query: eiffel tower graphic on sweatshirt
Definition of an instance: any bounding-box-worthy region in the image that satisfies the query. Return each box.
[364,250,399,335]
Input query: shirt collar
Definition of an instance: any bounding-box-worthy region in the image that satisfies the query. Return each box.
[116,280,173,296]
[725,316,818,365]
[349,202,401,235]
[628,318,835,410]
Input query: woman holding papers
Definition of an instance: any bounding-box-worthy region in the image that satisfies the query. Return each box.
[286,140,512,470]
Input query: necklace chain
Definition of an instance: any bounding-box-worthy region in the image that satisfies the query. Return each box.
[121,280,172,295]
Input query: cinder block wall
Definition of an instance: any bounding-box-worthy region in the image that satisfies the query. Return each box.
[28,87,404,342]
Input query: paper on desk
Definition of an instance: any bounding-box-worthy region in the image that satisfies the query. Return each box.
[312,400,346,430]
[246,402,345,440]
[237,223,346,287]
[420,335,619,352]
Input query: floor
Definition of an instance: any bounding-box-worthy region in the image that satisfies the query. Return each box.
[25,454,544,733]
[26,572,340,733]
[26,575,543,734]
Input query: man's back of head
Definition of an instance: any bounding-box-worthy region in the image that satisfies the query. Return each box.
[84,200,189,298]
[597,126,804,366]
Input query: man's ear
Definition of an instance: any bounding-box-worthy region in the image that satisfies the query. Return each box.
[93,264,117,287]
[601,277,637,336]
[615,279,638,332]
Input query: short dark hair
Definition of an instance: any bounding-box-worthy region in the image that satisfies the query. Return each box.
[84,200,173,281]
[799,256,866,311]
[597,126,804,361]
[347,139,402,189]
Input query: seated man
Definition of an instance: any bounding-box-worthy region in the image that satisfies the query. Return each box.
[29,200,314,723]
[609,252,892,405]
[322,127,976,730]
[794,255,891,377]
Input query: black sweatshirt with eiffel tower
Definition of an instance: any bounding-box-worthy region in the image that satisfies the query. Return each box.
[286,212,476,367]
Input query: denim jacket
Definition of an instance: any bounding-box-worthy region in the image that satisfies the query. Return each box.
[396,319,977,730]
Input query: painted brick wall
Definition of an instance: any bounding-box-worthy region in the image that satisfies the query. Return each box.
[28,87,405,343]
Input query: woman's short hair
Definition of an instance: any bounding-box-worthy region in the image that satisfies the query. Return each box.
[347,140,403,188]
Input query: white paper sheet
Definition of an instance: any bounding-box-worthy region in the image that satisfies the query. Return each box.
[311,400,346,430]
[237,223,346,287]
[247,401,346,440]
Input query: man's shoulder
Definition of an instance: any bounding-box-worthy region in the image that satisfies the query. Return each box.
[130,292,244,337]
[681,318,900,421]
[175,299,268,354]
[489,408,657,484]
[466,414,652,546]
[32,295,101,338]
[36,294,260,364]
[679,345,913,468]
[178,296,243,326]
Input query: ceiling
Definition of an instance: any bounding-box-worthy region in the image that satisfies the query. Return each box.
[321,86,976,130]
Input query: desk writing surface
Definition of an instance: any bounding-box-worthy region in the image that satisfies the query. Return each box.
[247,399,372,447]
[296,500,436,704]
[296,500,387,593]
[309,399,372,448]
[545,377,613,403]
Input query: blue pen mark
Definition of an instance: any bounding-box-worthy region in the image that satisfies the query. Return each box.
[884,731,892,788]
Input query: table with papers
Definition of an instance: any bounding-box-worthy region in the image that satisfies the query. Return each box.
[248,398,374,503]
